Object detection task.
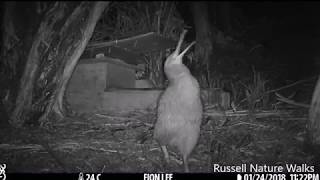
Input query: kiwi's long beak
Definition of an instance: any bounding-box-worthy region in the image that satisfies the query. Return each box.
[177,41,196,59]
[170,29,196,64]
[173,29,188,56]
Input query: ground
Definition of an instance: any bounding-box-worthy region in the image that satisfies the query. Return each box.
[0,105,319,173]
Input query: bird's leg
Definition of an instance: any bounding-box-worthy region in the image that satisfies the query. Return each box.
[161,145,170,164]
[183,155,189,173]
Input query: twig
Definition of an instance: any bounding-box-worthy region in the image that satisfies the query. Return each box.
[96,113,140,121]
[0,143,43,151]
[204,110,290,118]
[275,93,310,108]
[237,76,317,106]
[266,76,317,95]
[228,121,269,128]
[86,32,155,49]
[83,146,118,153]
[101,165,106,173]
[95,113,153,127]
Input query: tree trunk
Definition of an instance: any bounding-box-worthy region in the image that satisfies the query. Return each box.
[42,2,109,125]
[219,2,232,33]
[190,2,214,88]
[1,2,41,125]
[308,76,320,145]
[8,2,109,127]
[191,1,213,63]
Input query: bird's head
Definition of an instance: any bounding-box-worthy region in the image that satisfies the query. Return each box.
[165,29,196,67]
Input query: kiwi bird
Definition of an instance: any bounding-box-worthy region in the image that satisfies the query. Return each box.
[153,29,203,172]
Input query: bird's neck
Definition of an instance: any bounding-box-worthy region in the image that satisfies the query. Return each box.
[164,64,191,82]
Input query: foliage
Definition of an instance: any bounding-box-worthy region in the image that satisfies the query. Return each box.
[241,67,269,111]
[91,2,186,88]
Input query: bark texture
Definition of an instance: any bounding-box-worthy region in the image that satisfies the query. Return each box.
[8,2,109,127]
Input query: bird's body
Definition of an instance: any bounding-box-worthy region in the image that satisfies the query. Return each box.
[153,30,202,172]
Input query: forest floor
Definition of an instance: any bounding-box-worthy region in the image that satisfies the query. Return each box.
[1,103,319,173]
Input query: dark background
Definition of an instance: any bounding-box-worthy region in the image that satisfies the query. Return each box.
[178,2,320,80]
